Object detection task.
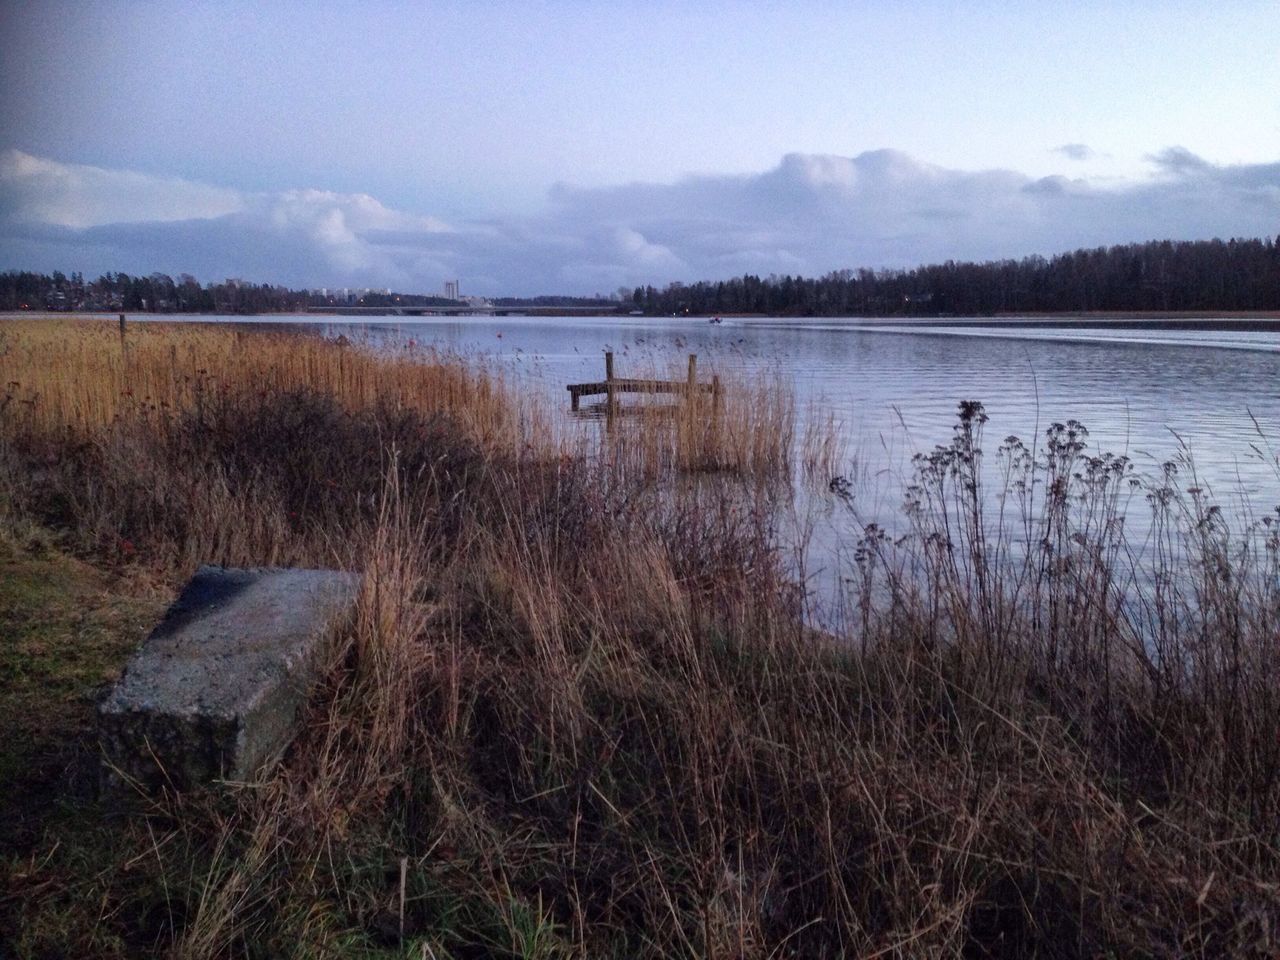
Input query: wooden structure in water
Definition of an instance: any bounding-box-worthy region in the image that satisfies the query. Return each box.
[567,352,720,413]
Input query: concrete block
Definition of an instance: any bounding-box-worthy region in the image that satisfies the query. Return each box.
[98,565,361,792]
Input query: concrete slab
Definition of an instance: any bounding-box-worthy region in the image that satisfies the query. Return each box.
[98,565,361,792]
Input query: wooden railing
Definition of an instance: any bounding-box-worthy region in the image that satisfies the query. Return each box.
[567,352,720,412]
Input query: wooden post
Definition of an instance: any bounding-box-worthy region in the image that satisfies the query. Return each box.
[604,351,616,412]
[570,387,580,412]
[118,315,128,395]
[687,354,697,398]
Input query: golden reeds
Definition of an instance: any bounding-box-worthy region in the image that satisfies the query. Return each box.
[6,320,1280,958]
[1,319,805,486]
[1,318,518,446]
[590,364,795,479]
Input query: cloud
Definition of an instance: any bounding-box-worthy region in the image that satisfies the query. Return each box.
[0,149,244,228]
[2,146,1279,295]
[1053,143,1095,161]
[0,149,453,289]
[1146,145,1215,176]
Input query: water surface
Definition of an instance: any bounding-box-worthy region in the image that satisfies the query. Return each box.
[112,312,1280,616]
[322,314,1280,508]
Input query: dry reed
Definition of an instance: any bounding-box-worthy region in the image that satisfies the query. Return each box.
[4,319,1280,958]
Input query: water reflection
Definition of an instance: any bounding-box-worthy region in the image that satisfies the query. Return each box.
[131,312,1280,625]
[322,314,1280,511]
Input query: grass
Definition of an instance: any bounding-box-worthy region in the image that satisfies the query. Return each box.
[3,318,1280,957]
[0,534,166,851]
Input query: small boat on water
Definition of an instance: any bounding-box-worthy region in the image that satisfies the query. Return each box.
[709,316,723,324]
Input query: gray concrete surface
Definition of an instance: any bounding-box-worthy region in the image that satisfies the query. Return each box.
[98,565,361,793]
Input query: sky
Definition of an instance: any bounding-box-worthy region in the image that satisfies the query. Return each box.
[1,0,1278,295]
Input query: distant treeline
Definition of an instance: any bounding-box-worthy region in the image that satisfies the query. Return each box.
[630,237,1280,316]
[6,236,1280,317]
[0,271,463,314]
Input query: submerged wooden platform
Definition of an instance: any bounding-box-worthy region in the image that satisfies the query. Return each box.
[567,352,720,412]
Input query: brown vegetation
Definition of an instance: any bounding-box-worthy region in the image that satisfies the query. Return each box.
[2,318,1279,958]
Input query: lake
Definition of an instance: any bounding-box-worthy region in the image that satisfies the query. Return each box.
[111,312,1280,619]
[302,314,1280,503]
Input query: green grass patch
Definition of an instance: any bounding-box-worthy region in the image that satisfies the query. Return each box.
[0,537,166,849]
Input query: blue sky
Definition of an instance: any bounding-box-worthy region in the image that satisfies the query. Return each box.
[2,0,1278,294]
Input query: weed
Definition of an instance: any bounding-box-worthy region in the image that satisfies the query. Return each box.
[4,322,1280,957]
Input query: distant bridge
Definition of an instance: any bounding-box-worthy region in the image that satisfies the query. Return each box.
[307,304,622,318]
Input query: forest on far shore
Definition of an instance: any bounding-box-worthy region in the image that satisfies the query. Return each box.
[3,236,1279,317]
[629,236,1280,316]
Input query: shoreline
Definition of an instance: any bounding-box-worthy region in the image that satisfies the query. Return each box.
[7,307,1280,322]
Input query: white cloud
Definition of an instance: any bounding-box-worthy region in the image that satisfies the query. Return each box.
[1,147,1279,295]
[0,149,245,228]
[1053,143,1095,162]
[263,188,448,237]
[0,151,456,289]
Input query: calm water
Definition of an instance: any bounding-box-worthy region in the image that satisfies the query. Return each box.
[123,311,1280,512]
[109,312,1280,615]
[303,315,1280,508]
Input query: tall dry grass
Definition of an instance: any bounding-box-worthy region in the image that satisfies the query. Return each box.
[563,353,796,479]
[1,318,520,442]
[4,319,1280,958]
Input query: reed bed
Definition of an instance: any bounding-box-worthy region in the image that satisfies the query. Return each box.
[0,318,521,445]
[800,402,848,486]
[3,319,1280,958]
[591,361,795,479]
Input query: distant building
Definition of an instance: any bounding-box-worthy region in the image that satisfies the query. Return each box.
[444,280,459,300]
